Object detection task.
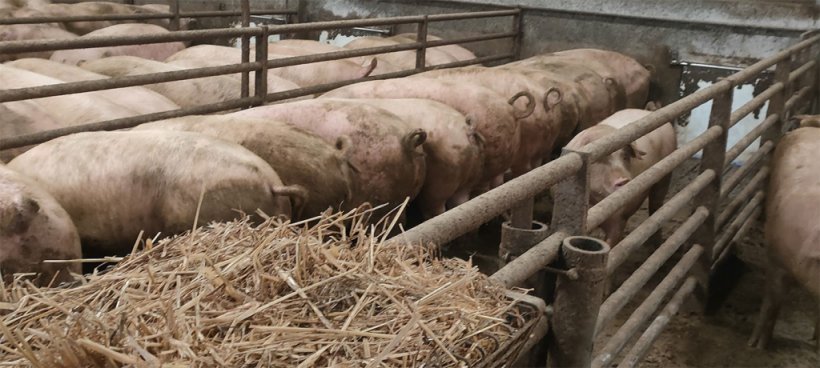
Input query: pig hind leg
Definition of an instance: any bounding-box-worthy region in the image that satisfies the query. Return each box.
[647,173,672,246]
[748,264,788,349]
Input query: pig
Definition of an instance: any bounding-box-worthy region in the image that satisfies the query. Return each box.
[229,99,428,220]
[166,58,310,103]
[26,2,180,35]
[323,98,484,219]
[80,56,240,108]
[322,78,532,191]
[416,66,563,175]
[50,24,185,66]
[523,49,651,109]
[269,39,402,75]
[389,33,475,62]
[564,109,676,246]
[0,101,61,162]
[0,24,78,62]
[0,164,82,286]
[8,130,303,257]
[0,65,139,126]
[133,115,359,219]
[165,45,378,89]
[7,58,180,115]
[343,36,456,69]
[748,124,820,352]
[792,114,820,128]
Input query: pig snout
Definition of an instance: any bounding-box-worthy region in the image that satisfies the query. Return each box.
[613,177,630,189]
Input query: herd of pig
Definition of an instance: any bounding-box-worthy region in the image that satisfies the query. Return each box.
[0,2,679,287]
[1,0,819,356]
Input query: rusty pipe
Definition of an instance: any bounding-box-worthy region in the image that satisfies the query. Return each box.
[729,82,783,128]
[712,191,765,260]
[784,86,813,113]
[586,125,722,231]
[720,141,773,199]
[789,60,817,83]
[725,114,778,166]
[607,169,715,274]
[491,231,567,289]
[616,277,698,368]
[713,206,762,270]
[596,206,709,336]
[549,236,610,368]
[592,244,703,368]
[716,167,769,230]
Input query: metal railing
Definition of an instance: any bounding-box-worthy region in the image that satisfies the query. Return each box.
[0,7,522,150]
[391,31,819,368]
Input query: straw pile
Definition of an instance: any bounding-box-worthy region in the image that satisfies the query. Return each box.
[0,207,535,367]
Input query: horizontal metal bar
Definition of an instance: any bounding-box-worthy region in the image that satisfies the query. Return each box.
[596,206,709,336]
[617,277,698,368]
[713,191,764,259]
[789,60,817,83]
[263,54,514,103]
[723,35,820,86]
[724,115,778,166]
[0,9,295,25]
[729,82,783,128]
[720,141,773,198]
[607,169,716,274]
[0,62,260,103]
[390,154,583,247]
[490,231,567,288]
[716,167,769,230]
[784,86,813,112]
[0,9,518,54]
[0,97,260,150]
[593,244,704,368]
[713,206,762,270]
[587,125,722,231]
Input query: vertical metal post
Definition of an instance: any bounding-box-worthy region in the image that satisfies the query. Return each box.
[762,57,792,143]
[169,0,181,31]
[691,87,732,310]
[240,0,252,102]
[254,26,270,106]
[510,199,534,229]
[511,7,523,60]
[415,16,428,70]
[549,236,610,368]
[545,149,594,368]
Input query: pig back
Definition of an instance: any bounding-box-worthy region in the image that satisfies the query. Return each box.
[7,131,293,257]
[0,164,82,285]
[134,115,358,218]
[766,128,820,296]
[322,78,520,184]
[230,99,428,213]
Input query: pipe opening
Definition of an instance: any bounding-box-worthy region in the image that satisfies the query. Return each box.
[564,236,609,254]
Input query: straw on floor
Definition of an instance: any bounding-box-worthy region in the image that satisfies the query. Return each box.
[0,207,533,367]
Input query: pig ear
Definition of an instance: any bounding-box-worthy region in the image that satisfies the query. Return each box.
[624,143,647,159]
[0,196,39,235]
[543,87,562,112]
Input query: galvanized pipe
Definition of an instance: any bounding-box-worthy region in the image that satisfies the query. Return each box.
[596,206,709,336]
[716,168,769,230]
[0,10,519,54]
[712,191,765,260]
[549,236,610,368]
[415,16,428,70]
[0,97,260,150]
[592,244,704,368]
[0,10,296,25]
[761,59,792,146]
[491,231,567,288]
[714,206,762,269]
[607,169,716,273]
[728,82,783,128]
[391,154,582,247]
[0,62,260,103]
[586,125,722,231]
[724,114,778,166]
[253,26,270,107]
[169,0,180,31]
[240,0,251,100]
[616,277,698,368]
[784,86,813,113]
[720,141,773,199]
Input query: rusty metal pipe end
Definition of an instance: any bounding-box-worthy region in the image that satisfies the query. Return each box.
[499,220,549,261]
